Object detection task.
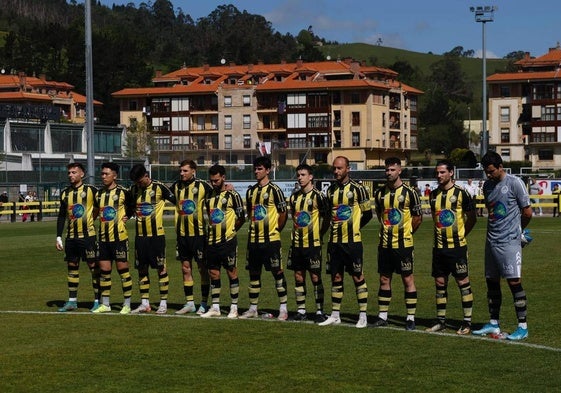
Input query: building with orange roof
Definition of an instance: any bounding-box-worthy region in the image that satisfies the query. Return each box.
[112,58,423,169]
[0,71,132,183]
[487,44,561,167]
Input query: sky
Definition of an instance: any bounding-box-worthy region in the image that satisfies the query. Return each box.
[98,0,561,59]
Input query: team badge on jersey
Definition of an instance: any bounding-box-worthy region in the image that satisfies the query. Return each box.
[101,206,117,222]
[384,208,402,226]
[70,204,85,219]
[436,209,455,228]
[294,211,311,228]
[180,199,196,215]
[137,202,154,217]
[334,204,351,221]
[489,201,507,221]
[210,208,225,224]
[252,205,267,221]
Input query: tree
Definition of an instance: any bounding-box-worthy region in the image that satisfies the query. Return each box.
[124,118,154,160]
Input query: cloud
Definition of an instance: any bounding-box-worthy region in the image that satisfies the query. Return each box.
[474,49,499,59]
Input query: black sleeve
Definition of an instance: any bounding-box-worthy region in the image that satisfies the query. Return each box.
[56,195,67,237]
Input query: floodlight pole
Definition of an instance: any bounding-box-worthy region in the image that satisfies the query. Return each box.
[85,0,95,184]
[470,5,496,157]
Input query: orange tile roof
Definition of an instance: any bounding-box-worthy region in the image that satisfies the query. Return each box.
[70,91,103,106]
[487,70,561,82]
[516,47,561,68]
[114,60,418,97]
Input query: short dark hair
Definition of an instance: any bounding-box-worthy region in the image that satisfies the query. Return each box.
[208,164,225,176]
[129,164,148,182]
[435,159,454,172]
[481,151,503,169]
[101,162,119,174]
[296,164,313,174]
[179,159,197,170]
[253,156,271,169]
[68,162,85,172]
[385,157,401,167]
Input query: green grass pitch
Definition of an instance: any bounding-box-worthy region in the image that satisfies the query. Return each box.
[1,216,560,392]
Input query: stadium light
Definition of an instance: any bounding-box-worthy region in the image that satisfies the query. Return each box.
[470,5,497,157]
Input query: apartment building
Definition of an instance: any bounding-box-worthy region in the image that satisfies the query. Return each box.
[112,58,422,170]
[0,72,127,182]
[488,45,561,168]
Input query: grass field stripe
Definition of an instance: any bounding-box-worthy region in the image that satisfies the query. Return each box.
[2,310,560,353]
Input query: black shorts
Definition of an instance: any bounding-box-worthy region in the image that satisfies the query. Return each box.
[327,242,363,276]
[432,246,469,279]
[246,241,282,272]
[287,246,322,274]
[176,235,206,264]
[206,238,237,271]
[378,246,414,276]
[99,240,129,262]
[135,235,166,270]
[64,236,98,263]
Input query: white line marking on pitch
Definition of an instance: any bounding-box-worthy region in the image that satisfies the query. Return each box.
[2,310,560,353]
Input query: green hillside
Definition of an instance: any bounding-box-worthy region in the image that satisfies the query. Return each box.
[321,43,510,116]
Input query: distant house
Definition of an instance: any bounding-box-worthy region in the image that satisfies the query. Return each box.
[487,44,561,168]
[0,72,129,182]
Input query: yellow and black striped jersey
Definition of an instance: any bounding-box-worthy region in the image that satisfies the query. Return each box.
[96,185,134,243]
[246,181,287,244]
[57,183,98,239]
[170,178,213,237]
[430,184,474,248]
[130,180,174,237]
[206,189,245,245]
[373,183,422,248]
[327,179,371,244]
[289,187,329,248]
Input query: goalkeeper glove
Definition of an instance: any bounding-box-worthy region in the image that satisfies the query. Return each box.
[521,229,533,248]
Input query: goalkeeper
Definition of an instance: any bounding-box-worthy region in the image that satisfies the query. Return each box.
[473,152,533,341]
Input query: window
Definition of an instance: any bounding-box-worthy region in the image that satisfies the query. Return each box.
[542,106,556,121]
[224,135,232,149]
[500,149,510,160]
[533,84,554,100]
[409,97,417,111]
[352,112,360,126]
[224,96,232,107]
[224,115,232,130]
[500,107,510,123]
[538,149,553,160]
[333,110,341,127]
[243,95,251,106]
[128,100,138,111]
[287,93,306,107]
[410,116,417,131]
[243,114,251,129]
[307,114,329,128]
[352,132,360,146]
[243,134,251,148]
[501,128,510,143]
[226,154,237,164]
[500,85,511,97]
[171,98,189,111]
[287,113,306,128]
